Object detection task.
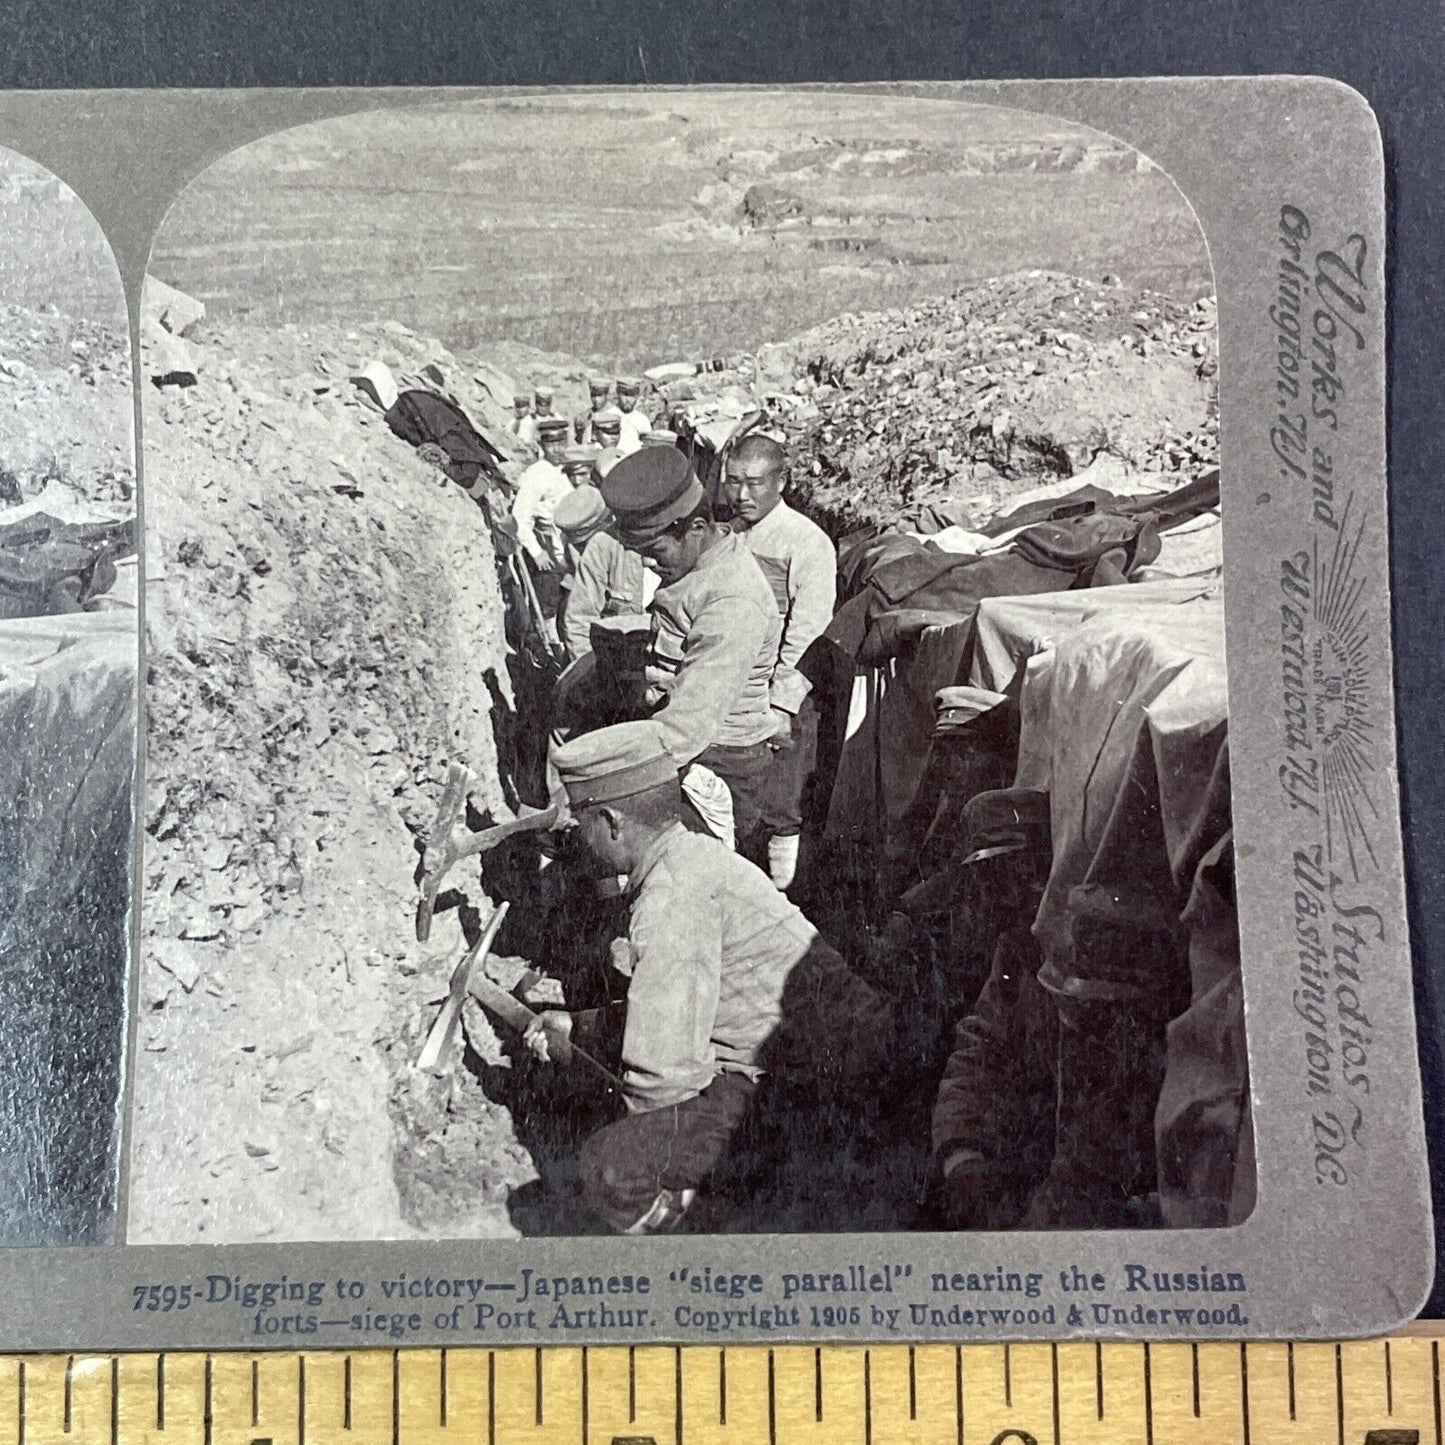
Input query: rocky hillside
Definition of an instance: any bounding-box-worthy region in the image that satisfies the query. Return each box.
[663,270,1217,534]
[0,299,132,509]
[131,311,532,1243]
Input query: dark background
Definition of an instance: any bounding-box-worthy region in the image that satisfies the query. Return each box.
[3,0,1440,1305]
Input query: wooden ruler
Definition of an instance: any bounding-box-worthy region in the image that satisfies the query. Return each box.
[0,1338,1441,1445]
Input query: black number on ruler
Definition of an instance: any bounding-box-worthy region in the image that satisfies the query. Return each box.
[1362,1431,1420,1444]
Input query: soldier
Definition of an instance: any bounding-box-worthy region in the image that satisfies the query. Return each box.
[586,376,612,433]
[525,720,886,1233]
[598,446,782,847]
[561,444,600,488]
[511,415,572,575]
[511,393,537,447]
[532,383,558,422]
[641,428,679,448]
[552,483,655,664]
[591,408,624,453]
[615,376,652,453]
[718,434,837,890]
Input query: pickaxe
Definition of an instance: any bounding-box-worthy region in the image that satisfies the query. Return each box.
[415,900,510,1072]
[416,759,559,942]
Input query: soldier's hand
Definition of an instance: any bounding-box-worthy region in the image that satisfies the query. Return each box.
[767,708,795,751]
[523,1010,574,1064]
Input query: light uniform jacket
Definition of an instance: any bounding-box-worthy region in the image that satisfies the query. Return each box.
[510,459,571,570]
[608,824,884,1111]
[645,531,781,763]
[736,498,837,715]
[560,531,657,662]
[616,407,651,454]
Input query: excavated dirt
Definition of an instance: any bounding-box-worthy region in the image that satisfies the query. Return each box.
[664,270,1217,535]
[131,313,531,1242]
[0,300,133,510]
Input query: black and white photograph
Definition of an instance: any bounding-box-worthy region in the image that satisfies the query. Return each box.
[0,145,136,1246]
[128,89,1245,1246]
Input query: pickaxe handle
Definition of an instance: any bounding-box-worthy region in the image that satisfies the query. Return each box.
[466,972,625,1091]
[414,900,510,1072]
[417,802,560,942]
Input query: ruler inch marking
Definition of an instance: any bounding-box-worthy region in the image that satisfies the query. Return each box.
[1240,1341,1251,1445]
[486,1352,494,1445]
[251,1360,259,1430]
[628,1345,635,1424]
[908,1345,917,1421]
[767,1349,776,1445]
[1142,1342,1153,1445]
[815,1347,823,1423]
[1435,1339,1442,1445]
[863,1349,872,1445]
[581,1347,588,1445]
[674,1346,681,1445]
[1050,1343,1060,1445]
[1004,1343,1012,1409]
[1095,1341,1104,1420]
[16,1359,23,1445]
[1193,1341,1202,1419]
[1387,1338,1395,1415]
[64,1356,73,1436]
[110,1356,118,1445]
[718,1349,725,1426]
[954,1346,963,1445]
[390,1351,398,1445]
[1337,1342,1345,1445]
[343,1356,351,1433]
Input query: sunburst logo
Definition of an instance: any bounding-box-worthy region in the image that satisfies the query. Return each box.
[1310,499,1377,881]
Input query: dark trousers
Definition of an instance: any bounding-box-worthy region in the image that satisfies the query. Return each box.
[579,1072,757,1231]
[759,698,819,837]
[697,740,773,846]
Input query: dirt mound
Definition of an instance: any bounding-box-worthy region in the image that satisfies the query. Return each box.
[0,301,132,509]
[666,271,1217,535]
[130,310,532,1243]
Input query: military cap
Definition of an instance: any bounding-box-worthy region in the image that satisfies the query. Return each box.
[550,720,678,808]
[536,414,570,440]
[591,408,623,436]
[616,376,643,396]
[598,445,704,544]
[533,384,556,406]
[562,444,600,475]
[957,787,1050,867]
[934,685,1007,737]
[588,377,612,400]
[642,428,679,447]
[553,483,609,536]
[513,395,533,413]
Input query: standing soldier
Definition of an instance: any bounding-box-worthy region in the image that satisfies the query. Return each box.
[511,415,572,581]
[533,383,558,423]
[615,377,652,454]
[552,482,656,664]
[591,409,624,453]
[561,444,600,488]
[718,434,837,891]
[598,446,781,848]
[511,393,537,448]
[585,377,612,438]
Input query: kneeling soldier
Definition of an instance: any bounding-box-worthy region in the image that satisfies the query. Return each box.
[527,720,886,1234]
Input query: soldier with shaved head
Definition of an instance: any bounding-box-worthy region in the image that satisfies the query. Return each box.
[719,433,837,890]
